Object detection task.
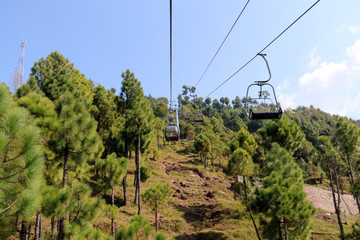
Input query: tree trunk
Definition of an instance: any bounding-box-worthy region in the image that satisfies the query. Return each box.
[39,213,42,239]
[58,218,65,240]
[125,142,129,158]
[136,130,141,215]
[111,186,116,238]
[34,213,40,240]
[243,177,262,240]
[134,172,138,204]
[59,146,69,240]
[123,173,127,206]
[20,221,27,240]
[51,216,55,240]
[328,159,345,239]
[155,204,158,233]
[284,220,288,240]
[157,136,160,151]
[278,220,283,240]
[27,223,31,240]
[346,154,360,212]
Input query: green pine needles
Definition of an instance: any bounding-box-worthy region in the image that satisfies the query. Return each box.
[0,83,44,238]
[250,143,315,240]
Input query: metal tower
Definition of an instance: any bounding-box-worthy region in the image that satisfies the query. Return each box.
[11,40,26,91]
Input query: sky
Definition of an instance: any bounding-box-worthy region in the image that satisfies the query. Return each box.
[1,0,360,119]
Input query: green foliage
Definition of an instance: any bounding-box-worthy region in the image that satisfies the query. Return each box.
[0,84,44,238]
[116,215,152,240]
[346,221,360,239]
[16,92,59,184]
[64,182,105,238]
[334,117,360,160]
[52,92,103,180]
[92,84,118,148]
[119,70,154,153]
[250,144,315,240]
[194,134,211,154]
[28,51,94,104]
[230,128,257,155]
[140,166,152,182]
[142,183,174,212]
[227,148,254,178]
[257,115,305,154]
[96,153,128,190]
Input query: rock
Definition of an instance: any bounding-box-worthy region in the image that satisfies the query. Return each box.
[180,181,190,187]
[206,190,215,199]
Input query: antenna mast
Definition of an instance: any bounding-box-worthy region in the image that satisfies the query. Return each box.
[11,40,26,91]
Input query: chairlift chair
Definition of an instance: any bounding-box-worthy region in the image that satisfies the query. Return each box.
[165,124,180,141]
[194,112,204,125]
[245,53,282,120]
[184,112,191,121]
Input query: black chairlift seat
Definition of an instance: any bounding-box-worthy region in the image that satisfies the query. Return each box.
[245,53,283,121]
[194,113,204,125]
[249,108,282,120]
[165,124,179,141]
[184,113,191,121]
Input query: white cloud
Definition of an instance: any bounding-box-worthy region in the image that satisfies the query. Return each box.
[349,25,360,34]
[308,47,321,69]
[279,40,360,119]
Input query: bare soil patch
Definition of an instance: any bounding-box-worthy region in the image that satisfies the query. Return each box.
[304,185,359,216]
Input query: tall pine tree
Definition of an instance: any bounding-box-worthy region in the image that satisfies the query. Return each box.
[250,144,315,240]
[119,70,154,215]
[0,83,44,239]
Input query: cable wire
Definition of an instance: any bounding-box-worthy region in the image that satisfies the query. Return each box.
[205,0,320,99]
[170,0,173,108]
[195,0,251,88]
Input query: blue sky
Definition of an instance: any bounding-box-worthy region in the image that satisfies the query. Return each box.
[1,0,360,119]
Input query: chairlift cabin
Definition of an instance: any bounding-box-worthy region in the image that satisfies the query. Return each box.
[165,124,180,141]
[165,107,180,141]
[194,113,204,125]
[184,112,191,121]
[168,114,174,123]
[245,53,282,120]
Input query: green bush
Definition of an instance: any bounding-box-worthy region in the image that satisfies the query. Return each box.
[140,166,152,182]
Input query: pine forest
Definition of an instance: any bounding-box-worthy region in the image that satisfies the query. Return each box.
[2,51,360,240]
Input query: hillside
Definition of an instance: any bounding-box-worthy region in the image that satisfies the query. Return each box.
[93,141,357,240]
[3,52,360,240]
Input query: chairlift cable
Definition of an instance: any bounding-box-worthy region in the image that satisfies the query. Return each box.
[195,0,251,89]
[170,0,173,108]
[205,0,320,99]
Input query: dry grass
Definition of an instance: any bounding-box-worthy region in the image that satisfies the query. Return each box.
[8,140,359,239]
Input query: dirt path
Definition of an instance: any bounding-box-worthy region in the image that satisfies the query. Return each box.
[304,185,359,216]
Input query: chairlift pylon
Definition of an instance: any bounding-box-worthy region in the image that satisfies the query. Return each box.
[245,53,282,120]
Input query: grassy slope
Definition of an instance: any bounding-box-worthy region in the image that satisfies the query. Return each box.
[9,140,357,239]
[99,140,358,240]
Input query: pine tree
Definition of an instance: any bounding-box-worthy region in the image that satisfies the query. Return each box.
[227,132,261,240]
[250,144,315,240]
[257,115,305,155]
[29,51,94,104]
[194,134,211,169]
[52,92,103,239]
[96,153,128,238]
[318,136,345,239]
[119,70,154,215]
[334,117,360,211]
[142,183,174,232]
[116,215,151,240]
[0,83,44,239]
